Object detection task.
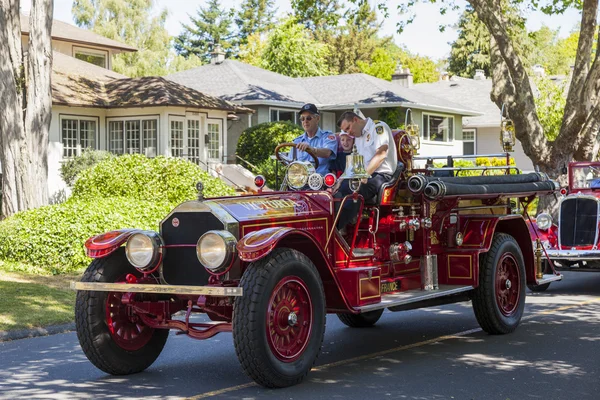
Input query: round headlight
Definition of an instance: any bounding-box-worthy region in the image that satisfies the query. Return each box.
[197,230,236,274]
[125,232,161,271]
[287,162,314,189]
[536,213,553,231]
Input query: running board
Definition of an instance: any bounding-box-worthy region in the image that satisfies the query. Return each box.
[357,285,474,313]
[535,273,562,285]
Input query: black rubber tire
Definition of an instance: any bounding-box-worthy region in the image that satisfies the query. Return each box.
[527,283,551,292]
[233,248,326,388]
[472,233,526,335]
[337,309,384,328]
[75,248,169,375]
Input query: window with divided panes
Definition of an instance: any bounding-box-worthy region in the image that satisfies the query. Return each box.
[108,119,157,156]
[187,119,201,164]
[207,122,220,160]
[170,120,184,157]
[61,118,97,158]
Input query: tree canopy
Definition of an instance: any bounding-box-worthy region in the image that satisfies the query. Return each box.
[175,0,235,62]
[235,0,276,46]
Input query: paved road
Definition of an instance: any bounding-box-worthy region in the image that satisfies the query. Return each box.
[1,271,599,400]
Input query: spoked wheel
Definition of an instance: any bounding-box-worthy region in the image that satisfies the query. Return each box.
[472,233,526,334]
[233,248,326,388]
[337,309,384,328]
[75,248,169,375]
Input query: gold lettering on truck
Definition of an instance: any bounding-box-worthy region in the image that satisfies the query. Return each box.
[239,199,297,211]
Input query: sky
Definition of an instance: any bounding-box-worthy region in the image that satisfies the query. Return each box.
[22,0,584,60]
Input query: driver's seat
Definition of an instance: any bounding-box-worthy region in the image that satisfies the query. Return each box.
[364,162,405,206]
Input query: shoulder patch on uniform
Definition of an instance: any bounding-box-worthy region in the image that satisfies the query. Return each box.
[327,135,336,140]
[376,126,384,135]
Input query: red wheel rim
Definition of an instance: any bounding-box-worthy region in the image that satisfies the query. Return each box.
[266,276,313,362]
[495,253,521,316]
[105,278,154,351]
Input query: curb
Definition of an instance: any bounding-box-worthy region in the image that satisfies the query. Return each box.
[0,322,75,342]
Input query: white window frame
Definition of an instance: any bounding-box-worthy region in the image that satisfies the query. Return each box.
[462,128,477,155]
[421,113,455,144]
[73,46,108,69]
[59,115,99,158]
[269,107,298,124]
[186,115,203,165]
[206,118,223,162]
[169,116,186,158]
[106,116,159,157]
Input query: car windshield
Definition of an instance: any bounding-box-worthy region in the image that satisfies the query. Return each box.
[572,165,600,189]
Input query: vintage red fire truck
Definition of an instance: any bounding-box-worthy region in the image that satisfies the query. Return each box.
[528,161,600,292]
[73,129,561,388]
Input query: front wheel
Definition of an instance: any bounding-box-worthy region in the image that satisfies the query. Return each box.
[75,248,169,375]
[233,248,326,388]
[472,233,526,334]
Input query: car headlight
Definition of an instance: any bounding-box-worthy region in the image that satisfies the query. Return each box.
[125,232,163,272]
[197,230,237,274]
[287,162,315,189]
[536,213,553,231]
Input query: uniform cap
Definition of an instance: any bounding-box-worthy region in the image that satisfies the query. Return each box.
[300,103,319,115]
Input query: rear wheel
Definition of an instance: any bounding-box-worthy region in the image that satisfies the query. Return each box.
[472,233,526,334]
[75,248,169,375]
[337,309,384,328]
[233,248,326,388]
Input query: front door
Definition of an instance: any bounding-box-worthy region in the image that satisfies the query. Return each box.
[206,119,223,163]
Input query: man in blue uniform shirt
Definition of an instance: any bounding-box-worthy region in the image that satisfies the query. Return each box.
[292,103,337,176]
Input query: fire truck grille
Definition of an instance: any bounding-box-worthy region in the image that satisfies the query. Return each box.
[559,197,598,247]
[160,212,224,285]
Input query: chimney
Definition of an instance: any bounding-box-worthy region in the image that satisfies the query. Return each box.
[533,64,545,77]
[391,63,413,88]
[474,69,486,80]
[210,44,225,65]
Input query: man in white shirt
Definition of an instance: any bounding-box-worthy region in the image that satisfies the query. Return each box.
[335,111,398,232]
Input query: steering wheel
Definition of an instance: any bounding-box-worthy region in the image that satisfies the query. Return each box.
[274,142,319,169]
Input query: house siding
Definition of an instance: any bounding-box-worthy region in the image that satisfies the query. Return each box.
[475,126,534,171]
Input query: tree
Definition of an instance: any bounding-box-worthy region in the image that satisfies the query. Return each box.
[323,0,384,75]
[175,0,235,62]
[72,0,190,77]
[291,0,342,33]
[235,0,275,46]
[402,54,440,83]
[238,32,267,67]
[395,0,600,182]
[0,0,53,217]
[448,6,491,78]
[260,17,330,77]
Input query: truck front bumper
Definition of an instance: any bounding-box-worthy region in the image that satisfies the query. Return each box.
[71,282,243,296]
[545,249,600,261]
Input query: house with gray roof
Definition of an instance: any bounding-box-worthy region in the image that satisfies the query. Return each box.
[12,14,252,201]
[412,71,534,170]
[167,57,482,163]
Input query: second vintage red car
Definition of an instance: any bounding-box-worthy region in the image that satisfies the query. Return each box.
[529,161,600,291]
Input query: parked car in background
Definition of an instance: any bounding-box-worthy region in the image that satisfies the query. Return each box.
[529,161,600,292]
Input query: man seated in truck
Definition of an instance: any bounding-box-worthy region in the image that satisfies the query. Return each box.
[334,111,398,233]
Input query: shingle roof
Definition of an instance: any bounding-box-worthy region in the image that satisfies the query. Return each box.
[21,13,137,52]
[51,52,251,113]
[167,61,479,116]
[167,59,319,104]
[298,74,480,115]
[412,77,500,127]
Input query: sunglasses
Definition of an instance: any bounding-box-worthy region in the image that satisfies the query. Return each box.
[300,116,315,122]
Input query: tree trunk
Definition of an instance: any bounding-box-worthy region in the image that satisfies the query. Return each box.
[0,0,53,218]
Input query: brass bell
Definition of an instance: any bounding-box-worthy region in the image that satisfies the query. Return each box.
[340,145,371,184]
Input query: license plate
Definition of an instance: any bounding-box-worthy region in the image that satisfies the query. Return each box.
[381,281,399,293]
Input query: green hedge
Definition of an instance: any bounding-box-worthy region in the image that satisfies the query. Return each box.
[0,197,173,274]
[433,157,516,177]
[60,149,114,187]
[73,154,235,202]
[236,121,303,187]
[0,155,236,274]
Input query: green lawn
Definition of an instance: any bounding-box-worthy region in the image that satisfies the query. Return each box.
[0,266,80,332]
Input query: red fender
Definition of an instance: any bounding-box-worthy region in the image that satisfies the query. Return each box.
[237,227,320,262]
[84,229,145,258]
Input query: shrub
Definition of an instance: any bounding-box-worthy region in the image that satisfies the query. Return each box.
[0,197,173,274]
[60,149,115,186]
[72,154,235,202]
[236,121,303,186]
[433,157,516,177]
